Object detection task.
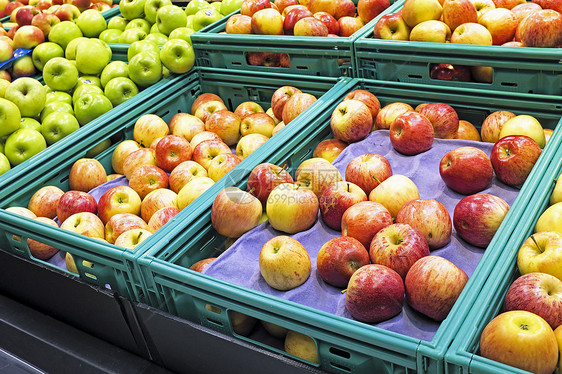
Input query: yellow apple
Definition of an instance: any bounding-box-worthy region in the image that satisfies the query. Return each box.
[499,115,546,148]
[284,330,319,364]
[535,202,562,234]
[550,173,562,205]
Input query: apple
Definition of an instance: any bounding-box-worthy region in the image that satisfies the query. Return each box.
[330,99,372,143]
[417,103,459,139]
[27,216,60,260]
[41,56,78,92]
[550,176,562,205]
[481,110,516,143]
[240,112,276,138]
[319,181,368,230]
[104,212,148,244]
[389,111,434,155]
[517,231,562,281]
[369,174,420,219]
[204,110,241,146]
[334,0,356,19]
[0,97,22,137]
[345,153,392,196]
[5,207,37,220]
[114,228,152,250]
[259,235,311,291]
[144,0,172,23]
[341,201,392,248]
[316,236,369,288]
[308,0,335,15]
[190,131,222,149]
[246,162,294,205]
[140,188,177,223]
[261,319,288,339]
[192,7,222,31]
[4,77,45,118]
[155,4,187,35]
[128,51,162,88]
[479,7,518,45]
[511,2,542,24]
[176,176,214,209]
[69,158,107,192]
[111,140,141,175]
[272,122,285,136]
[167,27,193,44]
[345,264,404,323]
[160,39,195,74]
[293,16,329,36]
[97,185,142,224]
[453,193,510,248]
[169,113,205,142]
[0,39,12,62]
[313,11,339,34]
[31,41,64,72]
[338,16,364,37]
[191,93,224,115]
[439,146,493,195]
[104,77,139,107]
[544,128,554,145]
[395,198,452,250]
[517,9,562,48]
[225,13,252,33]
[28,185,64,219]
[450,22,493,45]
[429,63,472,81]
[211,187,262,238]
[442,0,477,32]
[12,24,44,49]
[499,115,546,149]
[295,157,342,197]
[535,203,562,234]
[192,139,232,170]
[373,12,411,40]
[480,310,558,374]
[14,6,40,26]
[56,190,97,224]
[266,182,319,234]
[281,92,317,125]
[233,101,264,120]
[312,138,347,163]
[60,211,105,238]
[133,114,169,148]
[284,330,319,364]
[251,8,283,35]
[168,160,207,194]
[490,135,542,187]
[207,153,242,182]
[147,206,180,233]
[283,6,313,34]
[374,102,414,130]
[456,120,481,141]
[129,164,169,199]
[402,0,443,28]
[358,0,391,23]
[154,134,192,173]
[236,133,269,160]
[195,100,228,123]
[74,92,113,126]
[3,128,47,166]
[271,86,302,121]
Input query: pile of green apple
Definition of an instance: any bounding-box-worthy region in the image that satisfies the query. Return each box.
[101,0,242,45]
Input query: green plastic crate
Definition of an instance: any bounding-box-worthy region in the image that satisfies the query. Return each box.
[136,78,562,374]
[444,117,562,374]
[0,68,342,302]
[353,16,562,95]
[189,0,404,78]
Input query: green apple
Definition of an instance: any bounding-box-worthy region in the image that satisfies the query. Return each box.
[76,75,102,89]
[192,8,222,31]
[150,22,160,33]
[125,17,151,34]
[85,138,112,158]
[19,117,41,131]
[107,16,128,31]
[128,39,160,60]
[46,91,72,105]
[40,101,74,122]
[220,0,243,16]
[74,92,113,125]
[156,5,187,36]
[144,32,168,45]
[0,98,22,137]
[128,51,162,87]
[4,78,46,118]
[119,0,147,20]
[159,38,195,74]
[168,27,194,44]
[0,80,10,98]
[76,9,107,37]
[4,128,47,166]
[104,76,139,106]
[41,111,80,145]
[162,65,170,79]
[100,60,129,88]
[119,28,147,43]
[64,37,88,60]
[186,14,195,29]
[99,29,123,44]
[0,136,7,154]
[31,42,64,71]
[144,0,172,24]
[211,1,221,13]
[72,84,104,105]
[75,38,112,76]
[42,57,79,92]
[48,21,83,51]
[0,153,10,175]
[184,0,210,16]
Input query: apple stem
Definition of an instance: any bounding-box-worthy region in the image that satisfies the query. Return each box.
[248,186,256,195]
[519,324,529,330]
[530,235,540,251]
[341,289,347,294]
[372,175,381,184]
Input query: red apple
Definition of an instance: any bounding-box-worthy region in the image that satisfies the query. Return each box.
[337,16,364,37]
[194,100,228,124]
[490,135,542,187]
[234,101,264,119]
[334,0,356,19]
[60,211,105,239]
[343,89,380,123]
[104,212,148,244]
[439,146,494,195]
[154,135,192,173]
[316,236,369,288]
[341,201,393,248]
[456,120,481,141]
[319,181,368,230]
[190,131,223,150]
[240,112,276,138]
[312,138,347,163]
[516,9,562,47]
[389,111,434,155]
[511,2,542,24]
[56,190,97,224]
[205,110,241,146]
[225,14,252,34]
[345,153,392,196]
[479,7,518,45]
[417,102,459,139]
[481,110,516,143]
[374,102,414,130]
[293,16,329,36]
[373,12,411,41]
[168,160,207,194]
[211,187,263,238]
[453,193,509,248]
[240,0,272,17]
[270,85,302,121]
[190,93,224,116]
[330,99,372,143]
[189,257,216,272]
[283,6,313,34]
[246,162,294,205]
[251,8,284,35]
[308,0,336,16]
[395,199,452,250]
[313,11,339,34]
[31,12,60,37]
[140,188,177,223]
[128,164,169,199]
[28,217,60,260]
[442,0,478,32]
[192,139,232,170]
[169,113,205,143]
[282,92,317,125]
[28,185,64,219]
[14,5,40,26]
[97,186,142,224]
[111,140,141,175]
[295,157,342,197]
[358,0,390,23]
[274,0,298,14]
[122,147,158,181]
[345,264,404,323]
[69,158,107,192]
[429,63,472,82]
[147,206,180,233]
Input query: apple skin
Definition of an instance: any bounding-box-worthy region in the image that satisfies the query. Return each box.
[373,12,411,40]
[56,190,97,224]
[169,160,208,194]
[189,257,216,273]
[369,175,420,219]
[141,188,178,223]
[133,114,169,148]
[511,2,542,24]
[111,140,141,175]
[240,112,276,138]
[207,153,242,182]
[128,164,169,199]
[312,138,347,163]
[236,133,269,160]
[345,153,392,196]
[453,193,510,248]
[104,212,148,245]
[319,181,368,230]
[211,187,263,238]
[442,0,477,32]
[177,177,215,210]
[122,147,158,181]
[154,134,193,173]
[370,223,430,279]
[147,206,180,233]
[316,236,369,288]
[97,186,142,224]
[516,9,562,48]
[390,111,434,155]
[345,264,404,323]
[266,182,319,234]
[499,115,546,149]
[205,110,241,146]
[233,101,264,120]
[240,0,272,17]
[191,93,224,116]
[450,22,493,45]
[395,199,452,250]
[28,185,64,219]
[490,135,542,187]
[251,8,284,35]
[330,99,373,143]
[190,131,222,150]
[313,11,339,35]
[439,146,494,195]
[409,20,451,42]
[480,310,558,374]
[417,102,459,139]
[114,228,152,250]
[358,0,391,23]
[337,16,365,37]
[481,110,516,143]
[69,158,107,192]
[341,201,393,249]
[504,273,562,330]
[60,211,105,239]
[405,255,468,321]
[281,92,317,125]
[259,235,311,291]
[192,139,232,170]
[283,6,313,34]
[271,86,302,121]
[456,120,481,141]
[478,7,518,45]
[247,162,294,206]
[517,231,562,281]
[374,102,414,130]
[225,14,252,34]
[402,0,443,28]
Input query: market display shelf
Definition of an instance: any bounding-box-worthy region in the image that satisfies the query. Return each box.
[0,68,342,303]
[189,0,404,78]
[353,23,562,95]
[444,122,562,374]
[136,78,562,374]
